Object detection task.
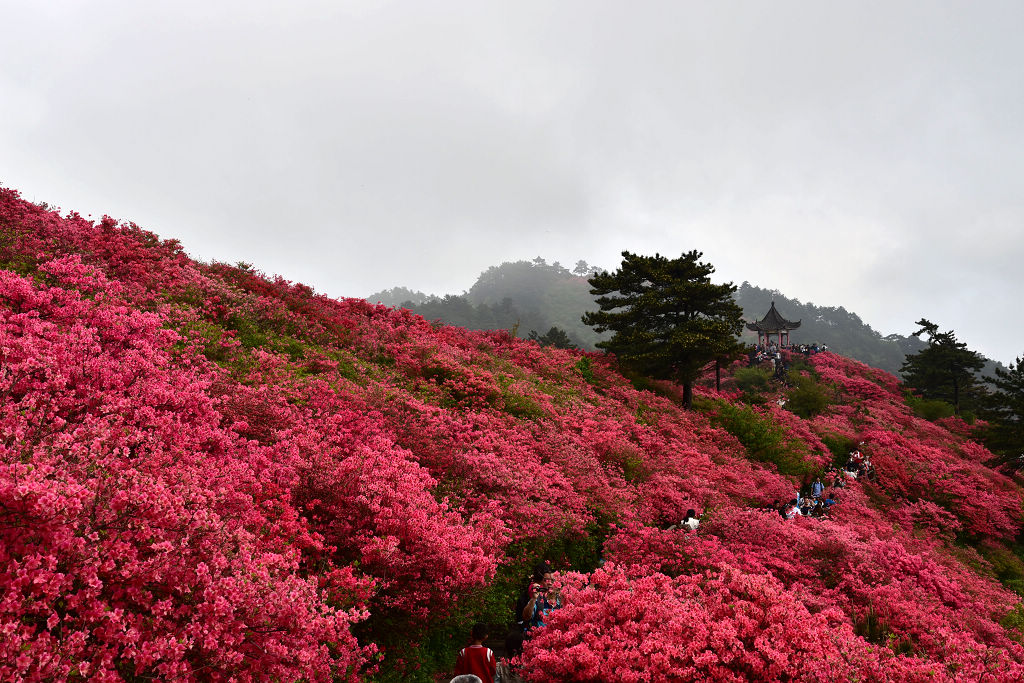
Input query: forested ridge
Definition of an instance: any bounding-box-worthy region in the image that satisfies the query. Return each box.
[4,186,1024,681]
[370,260,952,376]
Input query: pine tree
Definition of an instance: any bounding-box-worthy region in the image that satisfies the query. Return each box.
[900,319,985,415]
[981,356,1024,470]
[528,326,578,350]
[582,250,744,408]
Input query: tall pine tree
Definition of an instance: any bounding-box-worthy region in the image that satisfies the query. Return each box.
[900,319,985,415]
[582,250,744,408]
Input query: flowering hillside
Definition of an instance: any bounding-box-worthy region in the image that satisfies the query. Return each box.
[2,186,1024,681]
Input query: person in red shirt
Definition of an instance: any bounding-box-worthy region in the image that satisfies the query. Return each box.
[454,623,496,683]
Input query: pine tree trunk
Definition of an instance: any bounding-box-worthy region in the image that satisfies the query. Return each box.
[683,380,693,409]
[715,359,722,392]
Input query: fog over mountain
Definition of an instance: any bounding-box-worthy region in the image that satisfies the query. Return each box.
[368,258,945,376]
[4,2,1024,365]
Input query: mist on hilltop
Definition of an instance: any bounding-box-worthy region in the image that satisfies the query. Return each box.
[368,258,935,376]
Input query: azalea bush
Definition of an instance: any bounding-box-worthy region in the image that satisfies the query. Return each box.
[2,185,1024,680]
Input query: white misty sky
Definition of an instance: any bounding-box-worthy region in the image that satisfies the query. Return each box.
[2,1,1022,363]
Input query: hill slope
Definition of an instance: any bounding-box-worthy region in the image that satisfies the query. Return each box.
[3,186,1024,681]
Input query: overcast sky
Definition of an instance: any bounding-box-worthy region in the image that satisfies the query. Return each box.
[3,1,1023,363]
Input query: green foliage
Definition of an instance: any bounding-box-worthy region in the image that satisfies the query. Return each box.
[606,447,651,483]
[785,373,833,419]
[500,389,546,421]
[820,432,858,464]
[574,357,596,384]
[176,319,232,364]
[980,543,1024,597]
[332,351,362,382]
[528,326,577,349]
[905,394,956,422]
[0,226,41,277]
[706,400,814,476]
[634,401,657,426]
[901,319,986,415]
[733,367,772,395]
[582,250,744,408]
[1001,604,1024,643]
[980,355,1024,470]
[225,311,271,350]
[787,356,816,375]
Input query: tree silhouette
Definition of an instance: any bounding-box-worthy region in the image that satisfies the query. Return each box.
[981,355,1024,470]
[900,319,985,415]
[528,326,577,350]
[583,250,744,408]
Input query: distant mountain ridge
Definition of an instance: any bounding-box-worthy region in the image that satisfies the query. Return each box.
[368,259,961,376]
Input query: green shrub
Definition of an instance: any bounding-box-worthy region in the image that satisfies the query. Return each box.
[733,367,772,395]
[333,352,361,382]
[788,357,815,375]
[225,311,270,350]
[501,390,546,421]
[785,373,833,419]
[980,543,1024,596]
[708,401,814,476]
[574,357,596,384]
[820,432,858,464]
[1001,604,1024,643]
[606,447,651,483]
[906,395,955,421]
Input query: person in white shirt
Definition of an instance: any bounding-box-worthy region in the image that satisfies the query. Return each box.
[682,509,700,530]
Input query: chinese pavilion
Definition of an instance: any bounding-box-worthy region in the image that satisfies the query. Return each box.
[746,302,801,348]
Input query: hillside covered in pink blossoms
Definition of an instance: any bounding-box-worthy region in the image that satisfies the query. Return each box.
[2,185,1024,682]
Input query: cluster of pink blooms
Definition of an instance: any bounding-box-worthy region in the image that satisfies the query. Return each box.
[2,186,1024,681]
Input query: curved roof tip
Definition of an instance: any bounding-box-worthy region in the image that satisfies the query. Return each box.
[746,301,801,332]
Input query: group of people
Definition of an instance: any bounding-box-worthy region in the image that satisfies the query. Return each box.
[749,344,782,367]
[768,480,841,520]
[747,346,790,381]
[450,564,563,682]
[451,446,878,681]
[748,342,829,369]
[767,446,879,522]
[837,448,876,482]
[795,342,828,355]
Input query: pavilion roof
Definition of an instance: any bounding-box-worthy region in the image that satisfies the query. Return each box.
[745,301,801,333]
